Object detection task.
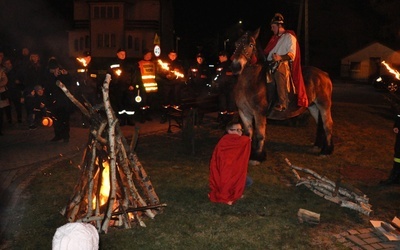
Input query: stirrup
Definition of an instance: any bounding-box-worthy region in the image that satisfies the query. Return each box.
[274,105,286,112]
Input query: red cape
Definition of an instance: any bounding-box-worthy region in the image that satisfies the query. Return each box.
[264,30,308,107]
[208,134,251,204]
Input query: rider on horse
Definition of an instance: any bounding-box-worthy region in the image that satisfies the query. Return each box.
[264,13,308,114]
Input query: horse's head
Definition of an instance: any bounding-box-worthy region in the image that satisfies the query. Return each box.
[231,28,260,75]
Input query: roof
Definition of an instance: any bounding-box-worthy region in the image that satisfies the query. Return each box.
[341,42,400,63]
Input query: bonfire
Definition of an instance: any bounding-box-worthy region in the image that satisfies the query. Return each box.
[57,74,166,233]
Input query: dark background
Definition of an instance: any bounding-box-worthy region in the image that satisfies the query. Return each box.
[0,0,399,75]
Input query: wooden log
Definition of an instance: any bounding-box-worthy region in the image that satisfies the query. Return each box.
[101,73,117,233]
[298,208,320,224]
[56,80,90,118]
[286,158,372,216]
[59,73,163,232]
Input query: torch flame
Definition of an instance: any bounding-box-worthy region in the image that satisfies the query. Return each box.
[76,57,89,67]
[157,59,184,79]
[382,61,400,80]
[115,69,122,76]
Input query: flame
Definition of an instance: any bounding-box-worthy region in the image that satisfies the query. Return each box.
[157,59,184,79]
[76,57,89,67]
[92,160,111,208]
[114,69,122,76]
[382,61,400,80]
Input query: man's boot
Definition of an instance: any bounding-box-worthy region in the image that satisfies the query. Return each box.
[380,162,400,185]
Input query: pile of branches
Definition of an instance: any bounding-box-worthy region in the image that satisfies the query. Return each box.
[58,74,166,233]
[285,158,372,216]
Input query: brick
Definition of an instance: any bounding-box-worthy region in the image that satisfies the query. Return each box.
[359,228,374,234]
[361,245,377,250]
[359,232,380,240]
[364,237,382,244]
[346,235,367,246]
[348,229,361,235]
[370,243,384,249]
[378,241,398,249]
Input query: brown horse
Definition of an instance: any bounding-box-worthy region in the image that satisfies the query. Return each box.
[230,28,333,163]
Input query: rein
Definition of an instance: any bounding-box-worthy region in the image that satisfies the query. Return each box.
[234,32,257,65]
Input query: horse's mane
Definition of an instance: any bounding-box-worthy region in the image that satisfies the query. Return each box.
[255,41,266,65]
[243,29,266,65]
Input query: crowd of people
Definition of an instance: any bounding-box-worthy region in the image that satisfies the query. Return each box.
[0,48,75,140]
[0,45,241,136]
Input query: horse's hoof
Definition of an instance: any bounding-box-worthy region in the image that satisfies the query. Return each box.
[249,160,261,166]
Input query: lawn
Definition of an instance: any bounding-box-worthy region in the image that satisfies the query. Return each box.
[2,88,400,249]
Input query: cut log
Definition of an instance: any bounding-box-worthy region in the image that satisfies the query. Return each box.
[297,208,320,224]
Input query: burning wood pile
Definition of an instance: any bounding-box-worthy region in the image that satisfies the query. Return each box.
[285,158,372,216]
[58,74,166,233]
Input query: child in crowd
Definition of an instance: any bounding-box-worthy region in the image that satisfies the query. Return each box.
[26,85,48,129]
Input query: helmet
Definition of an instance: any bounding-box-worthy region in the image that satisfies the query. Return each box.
[270,13,284,25]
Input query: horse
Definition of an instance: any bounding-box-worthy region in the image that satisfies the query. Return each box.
[230,28,334,163]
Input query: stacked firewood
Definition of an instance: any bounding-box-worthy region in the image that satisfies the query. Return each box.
[58,74,166,233]
[285,158,372,216]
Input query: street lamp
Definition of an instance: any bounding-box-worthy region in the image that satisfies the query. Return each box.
[224,39,229,51]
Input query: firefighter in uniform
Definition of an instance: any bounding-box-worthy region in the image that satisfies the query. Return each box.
[212,50,237,127]
[74,51,99,126]
[380,114,400,185]
[109,48,135,126]
[186,53,211,98]
[157,49,186,124]
[132,49,157,123]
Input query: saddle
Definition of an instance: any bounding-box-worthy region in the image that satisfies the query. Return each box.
[265,63,307,120]
[267,94,307,120]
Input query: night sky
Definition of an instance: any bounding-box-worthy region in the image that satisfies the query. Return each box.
[0,0,399,74]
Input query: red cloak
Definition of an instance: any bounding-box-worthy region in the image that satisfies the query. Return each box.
[208,134,251,204]
[264,30,309,107]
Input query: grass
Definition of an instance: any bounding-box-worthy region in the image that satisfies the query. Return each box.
[2,90,400,249]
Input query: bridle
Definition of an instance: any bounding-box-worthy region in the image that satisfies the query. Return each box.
[233,32,257,65]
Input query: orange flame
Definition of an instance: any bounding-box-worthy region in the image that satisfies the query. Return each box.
[157,59,184,79]
[76,57,89,67]
[382,61,400,80]
[92,161,110,208]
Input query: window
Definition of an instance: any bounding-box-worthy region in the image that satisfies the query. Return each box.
[127,35,133,49]
[85,36,90,49]
[97,34,103,48]
[93,5,120,19]
[114,7,119,19]
[100,6,106,18]
[74,39,79,51]
[94,7,99,19]
[79,37,84,50]
[97,33,117,48]
[134,37,140,52]
[350,62,361,71]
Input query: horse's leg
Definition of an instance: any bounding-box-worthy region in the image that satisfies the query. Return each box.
[308,104,334,155]
[251,113,267,163]
[318,106,334,155]
[238,109,253,139]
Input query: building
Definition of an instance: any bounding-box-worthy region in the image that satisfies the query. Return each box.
[340,42,400,82]
[68,0,174,65]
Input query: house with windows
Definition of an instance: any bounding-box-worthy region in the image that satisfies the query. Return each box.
[68,0,173,63]
[340,42,400,82]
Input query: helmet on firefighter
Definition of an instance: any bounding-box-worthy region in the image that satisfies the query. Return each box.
[270,13,284,25]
